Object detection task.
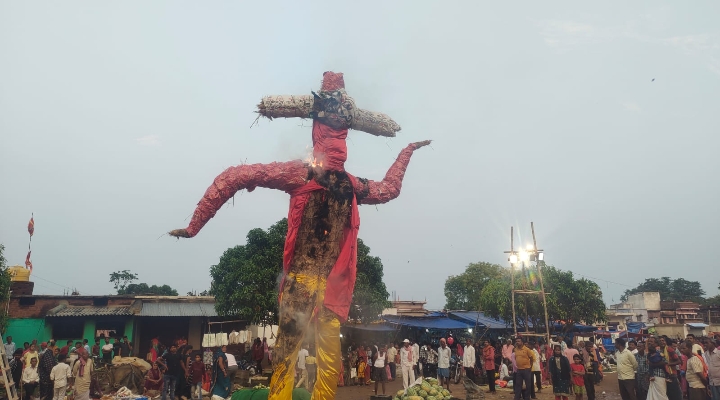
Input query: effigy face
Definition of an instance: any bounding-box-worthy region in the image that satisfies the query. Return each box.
[311,89,356,130]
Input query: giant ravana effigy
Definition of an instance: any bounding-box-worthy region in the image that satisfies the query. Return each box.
[170,72,429,400]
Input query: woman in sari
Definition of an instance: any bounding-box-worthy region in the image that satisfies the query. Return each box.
[148,339,160,363]
[211,346,231,399]
[144,362,164,397]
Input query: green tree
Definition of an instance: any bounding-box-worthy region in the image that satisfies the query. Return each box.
[349,239,391,323]
[109,270,178,296]
[120,283,178,296]
[211,219,287,326]
[109,270,138,292]
[542,266,606,330]
[444,262,503,310]
[705,295,720,306]
[479,264,606,332]
[210,218,391,325]
[621,277,705,303]
[0,244,12,334]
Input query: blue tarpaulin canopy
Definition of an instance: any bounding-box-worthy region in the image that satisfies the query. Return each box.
[381,314,473,330]
[687,323,708,328]
[626,322,646,333]
[425,311,447,318]
[345,323,397,332]
[448,311,511,330]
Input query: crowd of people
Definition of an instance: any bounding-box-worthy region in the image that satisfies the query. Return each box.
[546,334,720,400]
[342,336,504,395]
[3,334,275,400]
[339,333,720,400]
[4,335,108,400]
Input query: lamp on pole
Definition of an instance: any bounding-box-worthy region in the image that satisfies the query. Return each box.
[504,222,551,346]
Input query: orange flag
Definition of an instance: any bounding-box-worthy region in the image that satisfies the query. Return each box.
[28,215,34,237]
[25,251,32,271]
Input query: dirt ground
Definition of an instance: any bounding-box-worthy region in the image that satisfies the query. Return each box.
[333,371,623,400]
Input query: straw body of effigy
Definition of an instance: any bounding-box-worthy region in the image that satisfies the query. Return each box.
[257,95,314,119]
[257,95,400,137]
[352,109,401,137]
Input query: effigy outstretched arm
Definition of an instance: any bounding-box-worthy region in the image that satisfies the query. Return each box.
[169,160,309,238]
[355,140,430,205]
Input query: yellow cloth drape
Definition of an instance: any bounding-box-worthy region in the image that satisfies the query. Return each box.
[268,273,341,400]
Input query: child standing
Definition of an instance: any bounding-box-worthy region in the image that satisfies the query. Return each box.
[570,355,586,400]
[49,354,72,400]
[549,345,572,400]
[357,357,367,386]
[191,354,205,400]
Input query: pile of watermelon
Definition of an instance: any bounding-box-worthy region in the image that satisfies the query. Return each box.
[393,377,452,400]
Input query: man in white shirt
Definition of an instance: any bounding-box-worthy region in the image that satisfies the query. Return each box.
[101,338,114,364]
[225,348,238,385]
[295,345,309,390]
[614,338,638,400]
[412,341,420,377]
[22,356,40,400]
[437,339,451,391]
[682,340,708,400]
[704,338,720,400]
[499,361,511,381]
[4,336,15,362]
[463,340,476,381]
[530,342,542,398]
[50,354,72,400]
[387,343,398,381]
[400,339,416,390]
[686,334,704,356]
[628,340,638,355]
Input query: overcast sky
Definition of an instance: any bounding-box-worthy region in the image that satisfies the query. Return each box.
[1,2,719,310]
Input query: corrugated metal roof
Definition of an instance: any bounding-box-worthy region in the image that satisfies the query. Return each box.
[49,305,133,317]
[140,302,217,317]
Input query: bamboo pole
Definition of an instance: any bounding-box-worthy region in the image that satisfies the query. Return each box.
[531,222,552,349]
[510,226,517,337]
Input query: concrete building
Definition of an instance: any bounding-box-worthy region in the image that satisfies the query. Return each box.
[700,305,720,325]
[5,277,248,357]
[5,293,237,356]
[605,292,661,330]
[382,300,428,317]
[653,300,707,338]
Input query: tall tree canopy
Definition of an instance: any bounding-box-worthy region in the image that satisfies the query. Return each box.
[210,218,391,325]
[0,244,12,334]
[477,264,606,331]
[109,270,179,296]
[621,277,706,303]
[444,262,503,310]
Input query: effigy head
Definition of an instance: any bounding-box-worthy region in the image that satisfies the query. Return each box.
[311,72,356,131]
[256,72,401,137]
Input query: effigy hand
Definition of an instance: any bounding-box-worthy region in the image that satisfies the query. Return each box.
[412,140,432,149]
[169,229,192,238]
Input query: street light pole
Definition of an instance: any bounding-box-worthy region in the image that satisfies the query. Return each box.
[505,223,549,342]
[510,227,518,337]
